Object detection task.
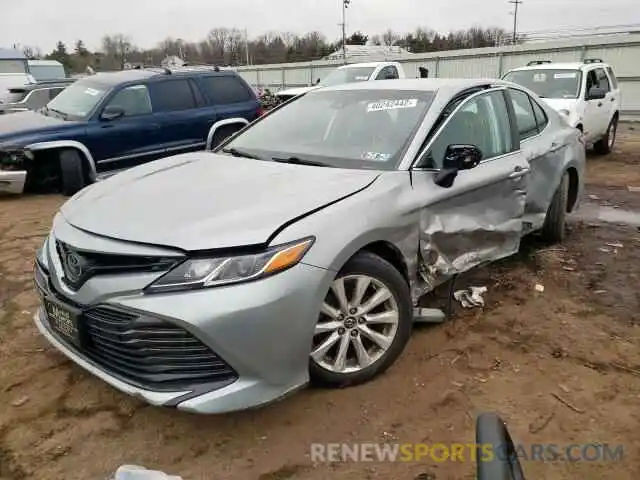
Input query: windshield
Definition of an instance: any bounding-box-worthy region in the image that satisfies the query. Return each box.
[46,80,108,119]
[29,64,66,81]
[220,89,435,170]
[0,59,27,74]
[321,67,376,87]
[503,69,582,99]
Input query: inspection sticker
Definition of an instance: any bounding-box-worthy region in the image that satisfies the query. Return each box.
[84,88,100,96]
[554,72,578,79]
[362,152,392,161]
[367,99,418,112]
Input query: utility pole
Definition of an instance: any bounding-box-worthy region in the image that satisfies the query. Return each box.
[509,0,523,44]
[341,0,350,64]
[245,28,250,65]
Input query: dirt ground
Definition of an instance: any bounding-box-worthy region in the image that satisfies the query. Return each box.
[1,126,640,480]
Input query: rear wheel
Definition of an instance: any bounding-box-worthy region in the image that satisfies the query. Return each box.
[540,171,569,243]
[59,149,85,196]
[309,252,413,388]
[594,116,618,155]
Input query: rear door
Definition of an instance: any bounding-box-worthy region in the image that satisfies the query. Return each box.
[85,83,163,173]
[411,88,529,288]
[148,78,213,154]
[595,67,615,129]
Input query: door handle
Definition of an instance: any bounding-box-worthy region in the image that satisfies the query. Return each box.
[509,166,530,179]
[611,97,615,102]
[597,102,603,107]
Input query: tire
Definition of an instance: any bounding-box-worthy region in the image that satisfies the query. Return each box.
[59,149,85,196]
[476,413,526,480]
[309,251,413,388]
[540,171,569,243]
[593,115,618,155]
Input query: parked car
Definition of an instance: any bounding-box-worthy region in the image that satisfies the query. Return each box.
[0,66,261,195]
[0,48,35,96]
[274,61,429,102]
[0,79,75,115]
[34,78,584,413]
[502,59,620,154]
[27,59,67,82]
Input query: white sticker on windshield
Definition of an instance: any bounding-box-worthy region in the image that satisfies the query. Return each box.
[533,73,547,82]
[84,88,100,96]
[367,99,418,112]
[554,72,578,79]
[354,76,369,81]
[362,152,392,162]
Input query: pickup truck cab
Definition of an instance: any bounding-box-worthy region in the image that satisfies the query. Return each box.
[0,66,260,195]
[275,61,425,101]
[503,59,621,154]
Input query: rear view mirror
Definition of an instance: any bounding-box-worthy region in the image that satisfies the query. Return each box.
[101,105,125,121]
[476,413,526,480]
[587,86,607,100]
[434,145,482,188]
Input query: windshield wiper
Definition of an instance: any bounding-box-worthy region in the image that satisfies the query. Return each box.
[48,107,68,119]
[271,156,333,167]
[221,147,262,160]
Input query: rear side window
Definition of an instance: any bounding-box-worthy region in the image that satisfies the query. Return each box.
[508,89,539,140]
[201,76,252,104]
[531,99,548,131]
[150,79,197,112]
[606,67,618,89]
[595,68,611,92]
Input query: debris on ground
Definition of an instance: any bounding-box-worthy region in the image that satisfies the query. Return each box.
[11,395,29,407]
[453,286,487,308]
[535,283,545,293]
[113,465,183,480]
[628,185,640,192]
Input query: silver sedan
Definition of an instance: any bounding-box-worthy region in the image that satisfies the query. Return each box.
[33,78,585,413]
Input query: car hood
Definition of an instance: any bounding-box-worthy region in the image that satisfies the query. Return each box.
[275,86,320,97]
[60,152,380,251]
[0,110,71,141]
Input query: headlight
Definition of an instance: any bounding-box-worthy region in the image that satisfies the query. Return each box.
[145,237,314,293]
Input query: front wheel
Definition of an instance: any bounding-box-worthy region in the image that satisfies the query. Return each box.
[594,116,618,155]
[309,252,413,388]
[540,172,569,243]
[59,149,86,196]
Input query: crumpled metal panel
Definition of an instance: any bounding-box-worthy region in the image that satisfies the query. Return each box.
[416,174,527,294]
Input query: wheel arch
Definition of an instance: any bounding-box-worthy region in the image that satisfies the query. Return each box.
[25,140,97,181]
[566,166,580,213]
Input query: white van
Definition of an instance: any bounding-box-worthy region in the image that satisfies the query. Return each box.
[0,48,35,95]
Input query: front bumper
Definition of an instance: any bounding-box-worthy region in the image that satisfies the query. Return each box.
[0,169,26,194]
[34,253,331,413]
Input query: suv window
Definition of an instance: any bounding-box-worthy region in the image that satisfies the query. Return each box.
[376,66,399,80]
[201,76,252,104]
[508,89,539,140]
[150,79,197,111]
[606,67,618,89]
[105,85,152,116]
[595,68,611,92]
[425,90,513,168]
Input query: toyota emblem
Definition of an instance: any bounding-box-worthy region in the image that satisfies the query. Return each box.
[63,251,84,283]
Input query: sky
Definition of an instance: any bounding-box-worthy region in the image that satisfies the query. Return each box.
[1,0,636,52]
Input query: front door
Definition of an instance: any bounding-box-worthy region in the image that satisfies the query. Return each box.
[85,84,163,173]
[582,69,609,141]
[411,88,528,290]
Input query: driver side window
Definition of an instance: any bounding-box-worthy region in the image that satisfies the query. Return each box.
[376,66,399,80]
[105,85,152,117]
[423,90,513,169]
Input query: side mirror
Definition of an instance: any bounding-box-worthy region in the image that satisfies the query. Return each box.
[586,86,607,100]
[434,144,482,187]
[100,105,125,121]
[316,78,321,85]
[476,413,526,480]
[419,67,429,78]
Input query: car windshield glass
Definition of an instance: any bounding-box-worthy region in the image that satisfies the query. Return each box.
[321,67,376,87]
[503,69,582,99]
[221,89,435,170]
[0,59,27,74]
[0,89,27,104]
[29,64,66,81]
[46,80,108,119]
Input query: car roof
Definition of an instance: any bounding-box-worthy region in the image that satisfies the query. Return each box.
[507,62,609,72]
[338,62,394,69]
[81,67,237,87]
[317,78,497,94]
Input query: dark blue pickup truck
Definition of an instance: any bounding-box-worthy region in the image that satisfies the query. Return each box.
[0,66,261,195]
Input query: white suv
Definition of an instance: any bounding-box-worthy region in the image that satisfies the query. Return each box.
[503,59,621,154]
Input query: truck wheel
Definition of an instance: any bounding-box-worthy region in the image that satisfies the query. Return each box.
[594,116,618,155]
[59,149,85,196]
[540,172,569,243]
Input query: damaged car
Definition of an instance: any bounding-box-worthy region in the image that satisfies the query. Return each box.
[33,78,585,413]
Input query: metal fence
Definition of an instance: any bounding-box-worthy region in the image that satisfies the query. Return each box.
[233,33,640,118]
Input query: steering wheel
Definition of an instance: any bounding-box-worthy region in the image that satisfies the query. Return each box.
[476,413,526,480]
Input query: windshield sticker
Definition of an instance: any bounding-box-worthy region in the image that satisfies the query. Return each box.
[84,88,100,96]
[362,152,392,162]
[367,99,418,112]
[354,76,369,81]
[533,73,547,82]
[554,72,578,79]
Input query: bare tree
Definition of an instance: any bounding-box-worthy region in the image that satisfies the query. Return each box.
[102,34,133,69]
[382,29,401,46]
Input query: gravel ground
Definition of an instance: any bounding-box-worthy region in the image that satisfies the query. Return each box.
[1,125,640,480]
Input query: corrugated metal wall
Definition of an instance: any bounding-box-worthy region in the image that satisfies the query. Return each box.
[234,33,640,117]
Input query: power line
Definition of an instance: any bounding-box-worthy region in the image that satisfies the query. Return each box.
[508,0,523,44]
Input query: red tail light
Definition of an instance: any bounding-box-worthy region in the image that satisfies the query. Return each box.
[257,107,265,117]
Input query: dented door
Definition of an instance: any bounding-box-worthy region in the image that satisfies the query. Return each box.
[410,88,528,291]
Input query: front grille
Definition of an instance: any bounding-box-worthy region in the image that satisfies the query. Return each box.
[55,240,181,291]
[82,306,237,390]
